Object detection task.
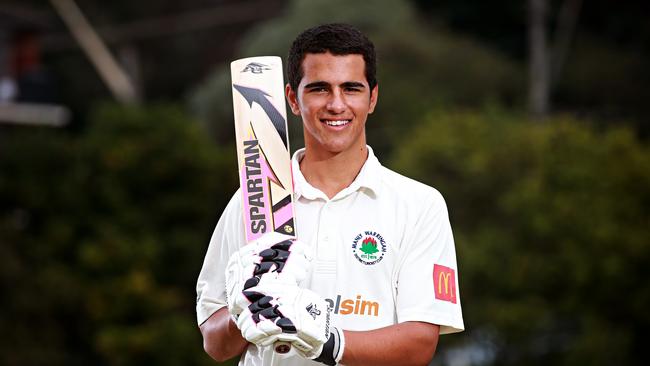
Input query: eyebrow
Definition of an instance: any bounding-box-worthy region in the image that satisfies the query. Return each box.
[303,81,367,89]
[341,81,366,89]
[304,81,329,89]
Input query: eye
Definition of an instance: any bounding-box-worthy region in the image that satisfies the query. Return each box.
[307,86,328,93]
[342,83,365,93]
[345,86,362,93]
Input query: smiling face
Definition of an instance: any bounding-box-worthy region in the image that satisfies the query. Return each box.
[286,52,378,157]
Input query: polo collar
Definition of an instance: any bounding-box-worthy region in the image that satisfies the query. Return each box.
[292,146,382,201]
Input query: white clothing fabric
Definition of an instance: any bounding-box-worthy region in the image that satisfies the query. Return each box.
[196,146,464,365]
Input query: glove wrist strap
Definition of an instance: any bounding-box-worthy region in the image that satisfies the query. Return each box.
[313,327,345,365]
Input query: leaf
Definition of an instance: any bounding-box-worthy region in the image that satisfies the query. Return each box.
[361,242,379,255]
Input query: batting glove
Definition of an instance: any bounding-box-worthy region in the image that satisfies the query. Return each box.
[311,327,345,365]
[225,233,313,317]
[234,290,287,346]
[236,282,331,356]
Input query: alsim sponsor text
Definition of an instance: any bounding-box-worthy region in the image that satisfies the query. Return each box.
[325,294,379,317]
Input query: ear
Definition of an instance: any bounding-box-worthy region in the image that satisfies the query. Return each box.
[285,83,301,116]
[368,84,379,114]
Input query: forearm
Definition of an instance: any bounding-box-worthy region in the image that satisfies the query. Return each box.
[199,307,248,362]
[340,322,439,366]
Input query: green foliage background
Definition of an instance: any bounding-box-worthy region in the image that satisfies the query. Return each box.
[393,109,649,364]
[1,104,238,365]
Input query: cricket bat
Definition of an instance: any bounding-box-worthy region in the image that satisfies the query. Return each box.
[230,56,295,355]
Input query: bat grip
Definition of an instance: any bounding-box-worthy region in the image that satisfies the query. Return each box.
[274,340,291,354]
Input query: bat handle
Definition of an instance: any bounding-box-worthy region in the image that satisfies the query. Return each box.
[274,340,291,354]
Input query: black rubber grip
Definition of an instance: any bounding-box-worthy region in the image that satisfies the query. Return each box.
[275,317,297,333]
[255,261,275,275]
[259,306,281,320]
[259,248,278,259]
[271,240,293,251]
[244,276,260,290]
[243,291,264,303]
[257,296,274,308]
[272,249,290,262]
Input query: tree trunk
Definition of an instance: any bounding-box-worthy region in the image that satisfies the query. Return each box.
[528,0,550,120]
[552,0,583,85]
[49,0,138,104]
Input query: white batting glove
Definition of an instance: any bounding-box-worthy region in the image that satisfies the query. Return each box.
[225,243,259,317]
[235,291,285,346]
[225,233,313,317]
[310,327,345,365]
[270,285,345,365]
[254,235,313,286]
[240,282,331,357]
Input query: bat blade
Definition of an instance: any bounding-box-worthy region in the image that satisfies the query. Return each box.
[231,56,296,356]
[231,56,296,244]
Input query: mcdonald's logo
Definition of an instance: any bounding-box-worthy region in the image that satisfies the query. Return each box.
[433,264,457,303]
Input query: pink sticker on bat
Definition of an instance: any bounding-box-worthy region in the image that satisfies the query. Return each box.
[240,138,274,242]
[273,200,294,231]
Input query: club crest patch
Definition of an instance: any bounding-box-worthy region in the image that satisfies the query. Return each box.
[352,231,387,265]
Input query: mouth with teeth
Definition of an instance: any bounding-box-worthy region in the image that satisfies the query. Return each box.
[322,119,351,127]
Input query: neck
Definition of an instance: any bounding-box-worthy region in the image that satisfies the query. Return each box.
[299,144,368,199]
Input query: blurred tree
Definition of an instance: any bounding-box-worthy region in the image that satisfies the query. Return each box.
[391,108,649,365]
[1,0,285,129]
[554,36,649,123]
[528,0,551,119]
[412,0,650,133]
[189,0,523,158]
[0,103,239,365]
[412,0,650,60]
[48,0,139,104]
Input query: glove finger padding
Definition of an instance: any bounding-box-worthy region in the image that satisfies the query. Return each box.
[236,295,283,345]
[249,284,331,358]
[236,290,300,347]
[253,236,313,287]
[226,234,313,317]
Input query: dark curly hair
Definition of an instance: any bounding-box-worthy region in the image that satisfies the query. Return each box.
[287,23,377,92]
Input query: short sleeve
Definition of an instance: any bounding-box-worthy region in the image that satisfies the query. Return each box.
[195,190,245,325]
[395,190,464,334]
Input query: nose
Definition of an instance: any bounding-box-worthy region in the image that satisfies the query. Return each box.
[326,89,346,114]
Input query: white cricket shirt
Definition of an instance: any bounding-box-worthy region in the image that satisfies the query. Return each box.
[196,146,464,366]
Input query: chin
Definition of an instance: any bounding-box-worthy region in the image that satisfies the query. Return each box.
[309,134,364,154]
[325,142,359,154]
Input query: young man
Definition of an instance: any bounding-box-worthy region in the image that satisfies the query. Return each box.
[197,24,464,365]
